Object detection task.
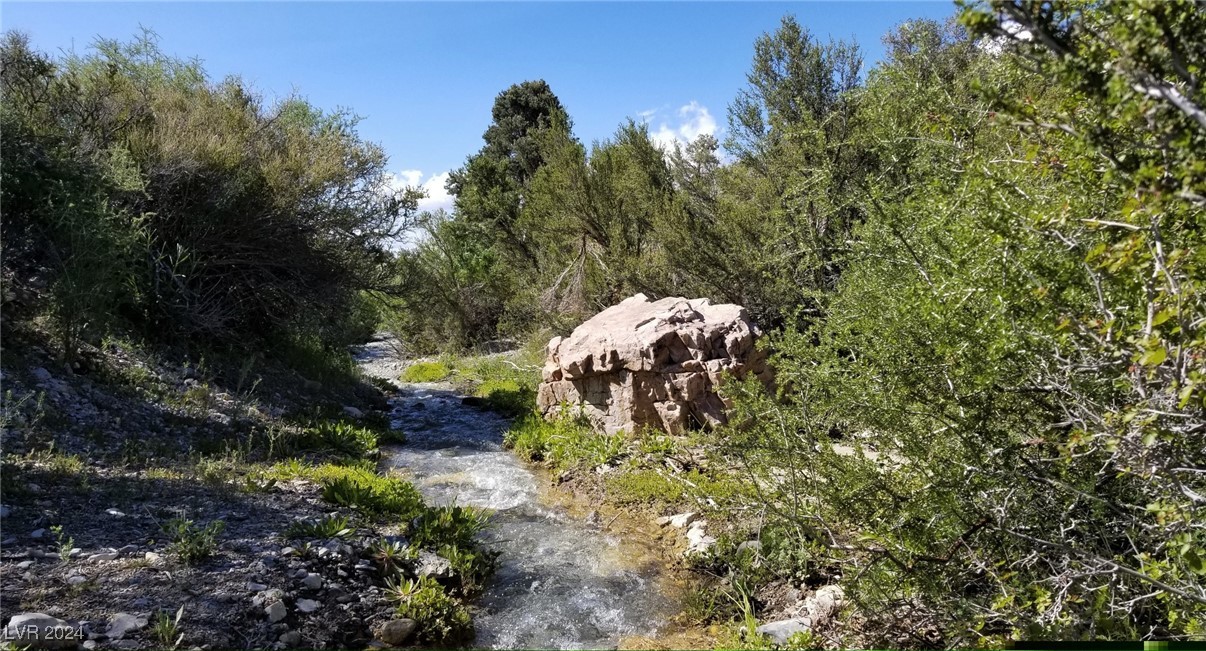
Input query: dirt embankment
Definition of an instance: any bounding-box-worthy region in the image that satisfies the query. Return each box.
[0,331,426,650]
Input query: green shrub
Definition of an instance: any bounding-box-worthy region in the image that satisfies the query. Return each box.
[400,361,452,383]
[605,469,685,507]
[161,518,224,564]
[0,32,413,354]
[384,576,473,645]
[277,461,424,518]
[320,471,424,518]
[438,543,500,595]
[504,411,625,471]
[285,514,353,539]
[473,378,535,417]
[370,538,416,575]
[311,421,379,457]
[409,505,492,549]
[152,606,185,649]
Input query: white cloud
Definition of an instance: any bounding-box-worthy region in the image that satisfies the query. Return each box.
[386,169,455,214]
[644,101,718,152]
[417,171,453,213]
[978,17,1033,56]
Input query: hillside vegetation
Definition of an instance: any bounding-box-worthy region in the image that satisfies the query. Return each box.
[2,30,411,361]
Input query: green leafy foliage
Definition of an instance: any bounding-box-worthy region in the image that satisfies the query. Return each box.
[0,30,415,358]
[409,505,492,550]
[399,361,452,383]
[604,469,686,507]
[504,411,625,470]
[285,514,353,540]
[318,468,424,518]
[472,379,535,417]
[370,538,416,575]
[384,575,474,645]
[152,607,185,650]
[303,421,379,458]
[161,518,224,565]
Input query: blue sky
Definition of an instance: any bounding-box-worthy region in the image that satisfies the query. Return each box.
[2,1,956,211]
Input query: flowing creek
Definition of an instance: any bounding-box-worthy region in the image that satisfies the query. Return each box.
[354,341,682,649]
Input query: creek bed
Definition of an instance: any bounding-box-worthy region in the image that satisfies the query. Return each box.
[379,381,681,649]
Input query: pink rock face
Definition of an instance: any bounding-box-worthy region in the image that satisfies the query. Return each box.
[536,294,771,435]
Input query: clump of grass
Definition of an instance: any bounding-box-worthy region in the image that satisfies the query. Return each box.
[27,445,85,476]
[179,383,215,411]
[384,575,473,645]
[318,467,425,517]
[400,361,451,383]
[605,469,687,507]
[439,542,500,595]
[409,505,492,549]
[194,457,237,486]
[306,420,379,457]
[51,524,74,563]
[681,581,740,625]
[161,518,224,564]
[153,606,185,649]
[285,514,353,539]
[370,538,416,575]
[473,379,535,417]
[504,411,625,470]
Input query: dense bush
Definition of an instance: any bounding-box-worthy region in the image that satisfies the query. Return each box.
[714,3,1206,644]
[1,31,416,357]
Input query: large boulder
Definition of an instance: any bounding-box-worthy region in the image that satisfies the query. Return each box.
[537,294,770,435]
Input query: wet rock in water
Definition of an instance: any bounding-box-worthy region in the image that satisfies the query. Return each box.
[754,585,844,644]
[265,600,287,623]
[537,294,772,435]
[106,613,147,640]
[2,613,79,649]
[376,618,417,646]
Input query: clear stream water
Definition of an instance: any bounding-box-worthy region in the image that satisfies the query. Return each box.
[355,342,680,649]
